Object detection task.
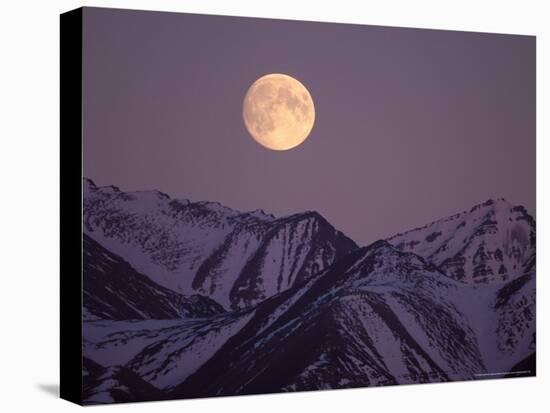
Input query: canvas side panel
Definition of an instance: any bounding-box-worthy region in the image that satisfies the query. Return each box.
[60,7,83,406]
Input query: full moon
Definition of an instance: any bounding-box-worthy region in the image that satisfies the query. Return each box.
[243,73,315,151]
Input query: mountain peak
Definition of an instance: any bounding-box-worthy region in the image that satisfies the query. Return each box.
[242,208,275,220]
[364,239,392,251]
[469,198,511,213]
[83,178,122,195]
[132,189,171,200]
[84,182,357,310]
[83,177,97,189]
[285,210,333,227]
[388,198,535,284]
[355,239,429,270]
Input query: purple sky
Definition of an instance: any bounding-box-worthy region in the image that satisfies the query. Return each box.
[82,7,535,246]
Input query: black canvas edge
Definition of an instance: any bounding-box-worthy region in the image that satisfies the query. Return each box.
[60,7,84,406]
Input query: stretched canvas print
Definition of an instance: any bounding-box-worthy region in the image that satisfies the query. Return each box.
[60,6,536,405]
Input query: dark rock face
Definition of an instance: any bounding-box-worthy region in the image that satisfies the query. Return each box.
[83,233,225,320]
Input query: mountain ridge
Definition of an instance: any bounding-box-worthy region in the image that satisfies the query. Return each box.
[84,178,357,310]
[387,198,535,284]
[82,182,536,403]
[83,233,225,320]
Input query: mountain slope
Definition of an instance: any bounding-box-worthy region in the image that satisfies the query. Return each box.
[83,313,254,392]
[83,234,535,399]
[387,199,535,284]
[83,241,478,398]
[83,357,165,405]
[81,193,536,400]
[387,199,536,372]
[169,241,485,397]
[84,233,225,320]
[84,178,357,309]
[493,270,536,367]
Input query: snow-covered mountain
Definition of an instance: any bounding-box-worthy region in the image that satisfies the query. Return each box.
[84,233,225,320]
[84,239,534,399]
[84,178,357,310]
[81,191,536,403]
[171,240,489,396]
[84,241,488,396]
[386,199,536,371]
[387,199,535,284]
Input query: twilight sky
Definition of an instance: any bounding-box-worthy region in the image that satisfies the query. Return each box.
[82,7,535,246]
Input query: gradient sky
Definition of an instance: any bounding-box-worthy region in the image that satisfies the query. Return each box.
[82,7,535,246]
